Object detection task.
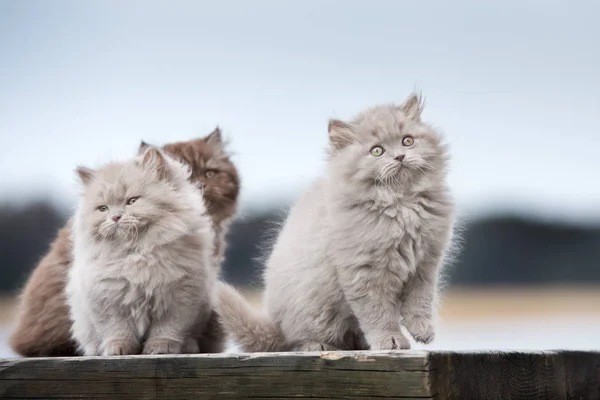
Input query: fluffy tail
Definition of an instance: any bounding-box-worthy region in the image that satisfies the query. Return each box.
[216,283,288,352]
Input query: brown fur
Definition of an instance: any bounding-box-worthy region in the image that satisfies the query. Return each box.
[9,127,240,357]
[159,127,240,264]
[9,225,76,357]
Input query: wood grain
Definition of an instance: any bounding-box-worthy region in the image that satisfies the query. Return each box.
[0,350,598,399]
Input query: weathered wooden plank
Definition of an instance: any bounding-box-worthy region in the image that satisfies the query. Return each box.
[430,351,567,399]
[0,351,433,399]
[0,350,598,399]
[430,350,600,400]
[562,350,600,399]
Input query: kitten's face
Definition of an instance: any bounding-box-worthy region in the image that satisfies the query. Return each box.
[76,151,190,242]
[143,128,240,224]
[328,94,447,189]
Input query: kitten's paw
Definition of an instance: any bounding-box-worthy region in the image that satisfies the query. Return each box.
[182,337,200,354]
[82,343,101,356]
[404,316,435,344]
[142,338,183,355]
[291,342,338,352]
[103,339,140,356]
[368,332,411,350]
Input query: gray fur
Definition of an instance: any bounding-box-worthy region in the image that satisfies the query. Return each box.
[218,93,456,351]
[66,148,217,356]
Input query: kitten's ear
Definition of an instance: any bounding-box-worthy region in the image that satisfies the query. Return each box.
[328,119,355,150]
[400,93,425,121]
[76,166,95,185]
[205,127,223,149]
[141,147,170,180]
[138,140,151,155]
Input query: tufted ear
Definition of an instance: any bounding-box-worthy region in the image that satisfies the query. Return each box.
[141,147,170,180]
[76,166,95,185]
[205,126,223,148]
[138,140,152,155]
[400,92,425,121]
[328,119,355,150]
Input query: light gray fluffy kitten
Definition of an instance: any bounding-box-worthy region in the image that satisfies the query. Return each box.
[218,93,456,352]
[66,147,216,356]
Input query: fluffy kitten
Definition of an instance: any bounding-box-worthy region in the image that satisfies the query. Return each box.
[10,128,239,357]
[144,127,240,266]
[67,148,215,356]
[218,93,455,352]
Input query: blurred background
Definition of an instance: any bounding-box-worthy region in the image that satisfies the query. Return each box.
[1,1,599,356]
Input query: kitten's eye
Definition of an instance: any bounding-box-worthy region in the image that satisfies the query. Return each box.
[126,196,139,206]
[370,146,384,157]
[205,170,216,178]
[97,205,108,212]
[402,136,415,147]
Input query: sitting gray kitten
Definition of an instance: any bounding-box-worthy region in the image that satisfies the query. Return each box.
[66,147,216,356]
[218,93,455,351]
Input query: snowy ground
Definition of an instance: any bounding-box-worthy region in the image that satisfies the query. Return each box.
[419,315,600,351]
[4,314,596,358]
[0,330,15,358]
[223,315,600,353]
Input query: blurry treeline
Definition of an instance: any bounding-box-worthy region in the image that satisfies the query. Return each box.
[1,200,600,294]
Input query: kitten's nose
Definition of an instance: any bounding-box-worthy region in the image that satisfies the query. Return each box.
[395,154,405,162]
[112,215,122,223]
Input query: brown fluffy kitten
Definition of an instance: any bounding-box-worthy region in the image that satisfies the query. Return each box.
[143,128,240,266]
[10,127,240,357]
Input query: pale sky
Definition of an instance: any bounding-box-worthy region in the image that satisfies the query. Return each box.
[1,1,599,222]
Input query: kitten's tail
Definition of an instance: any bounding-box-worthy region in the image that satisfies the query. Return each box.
[217,283,288,352]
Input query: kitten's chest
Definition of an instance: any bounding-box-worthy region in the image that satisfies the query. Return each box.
[114,252,187,288]
[380,207,429,266]
[90,250,190,311]
[92,253,188,326]
[335,203,438,267]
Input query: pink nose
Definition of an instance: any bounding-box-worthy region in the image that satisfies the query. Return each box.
[395,155,405,162]
[112,215,121,222]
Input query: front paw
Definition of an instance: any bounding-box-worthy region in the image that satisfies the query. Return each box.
[142,338,183,355]
[404,316,435,344]
[182,337,200,354]
[103,339,140,356]
[368,332,411,350]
